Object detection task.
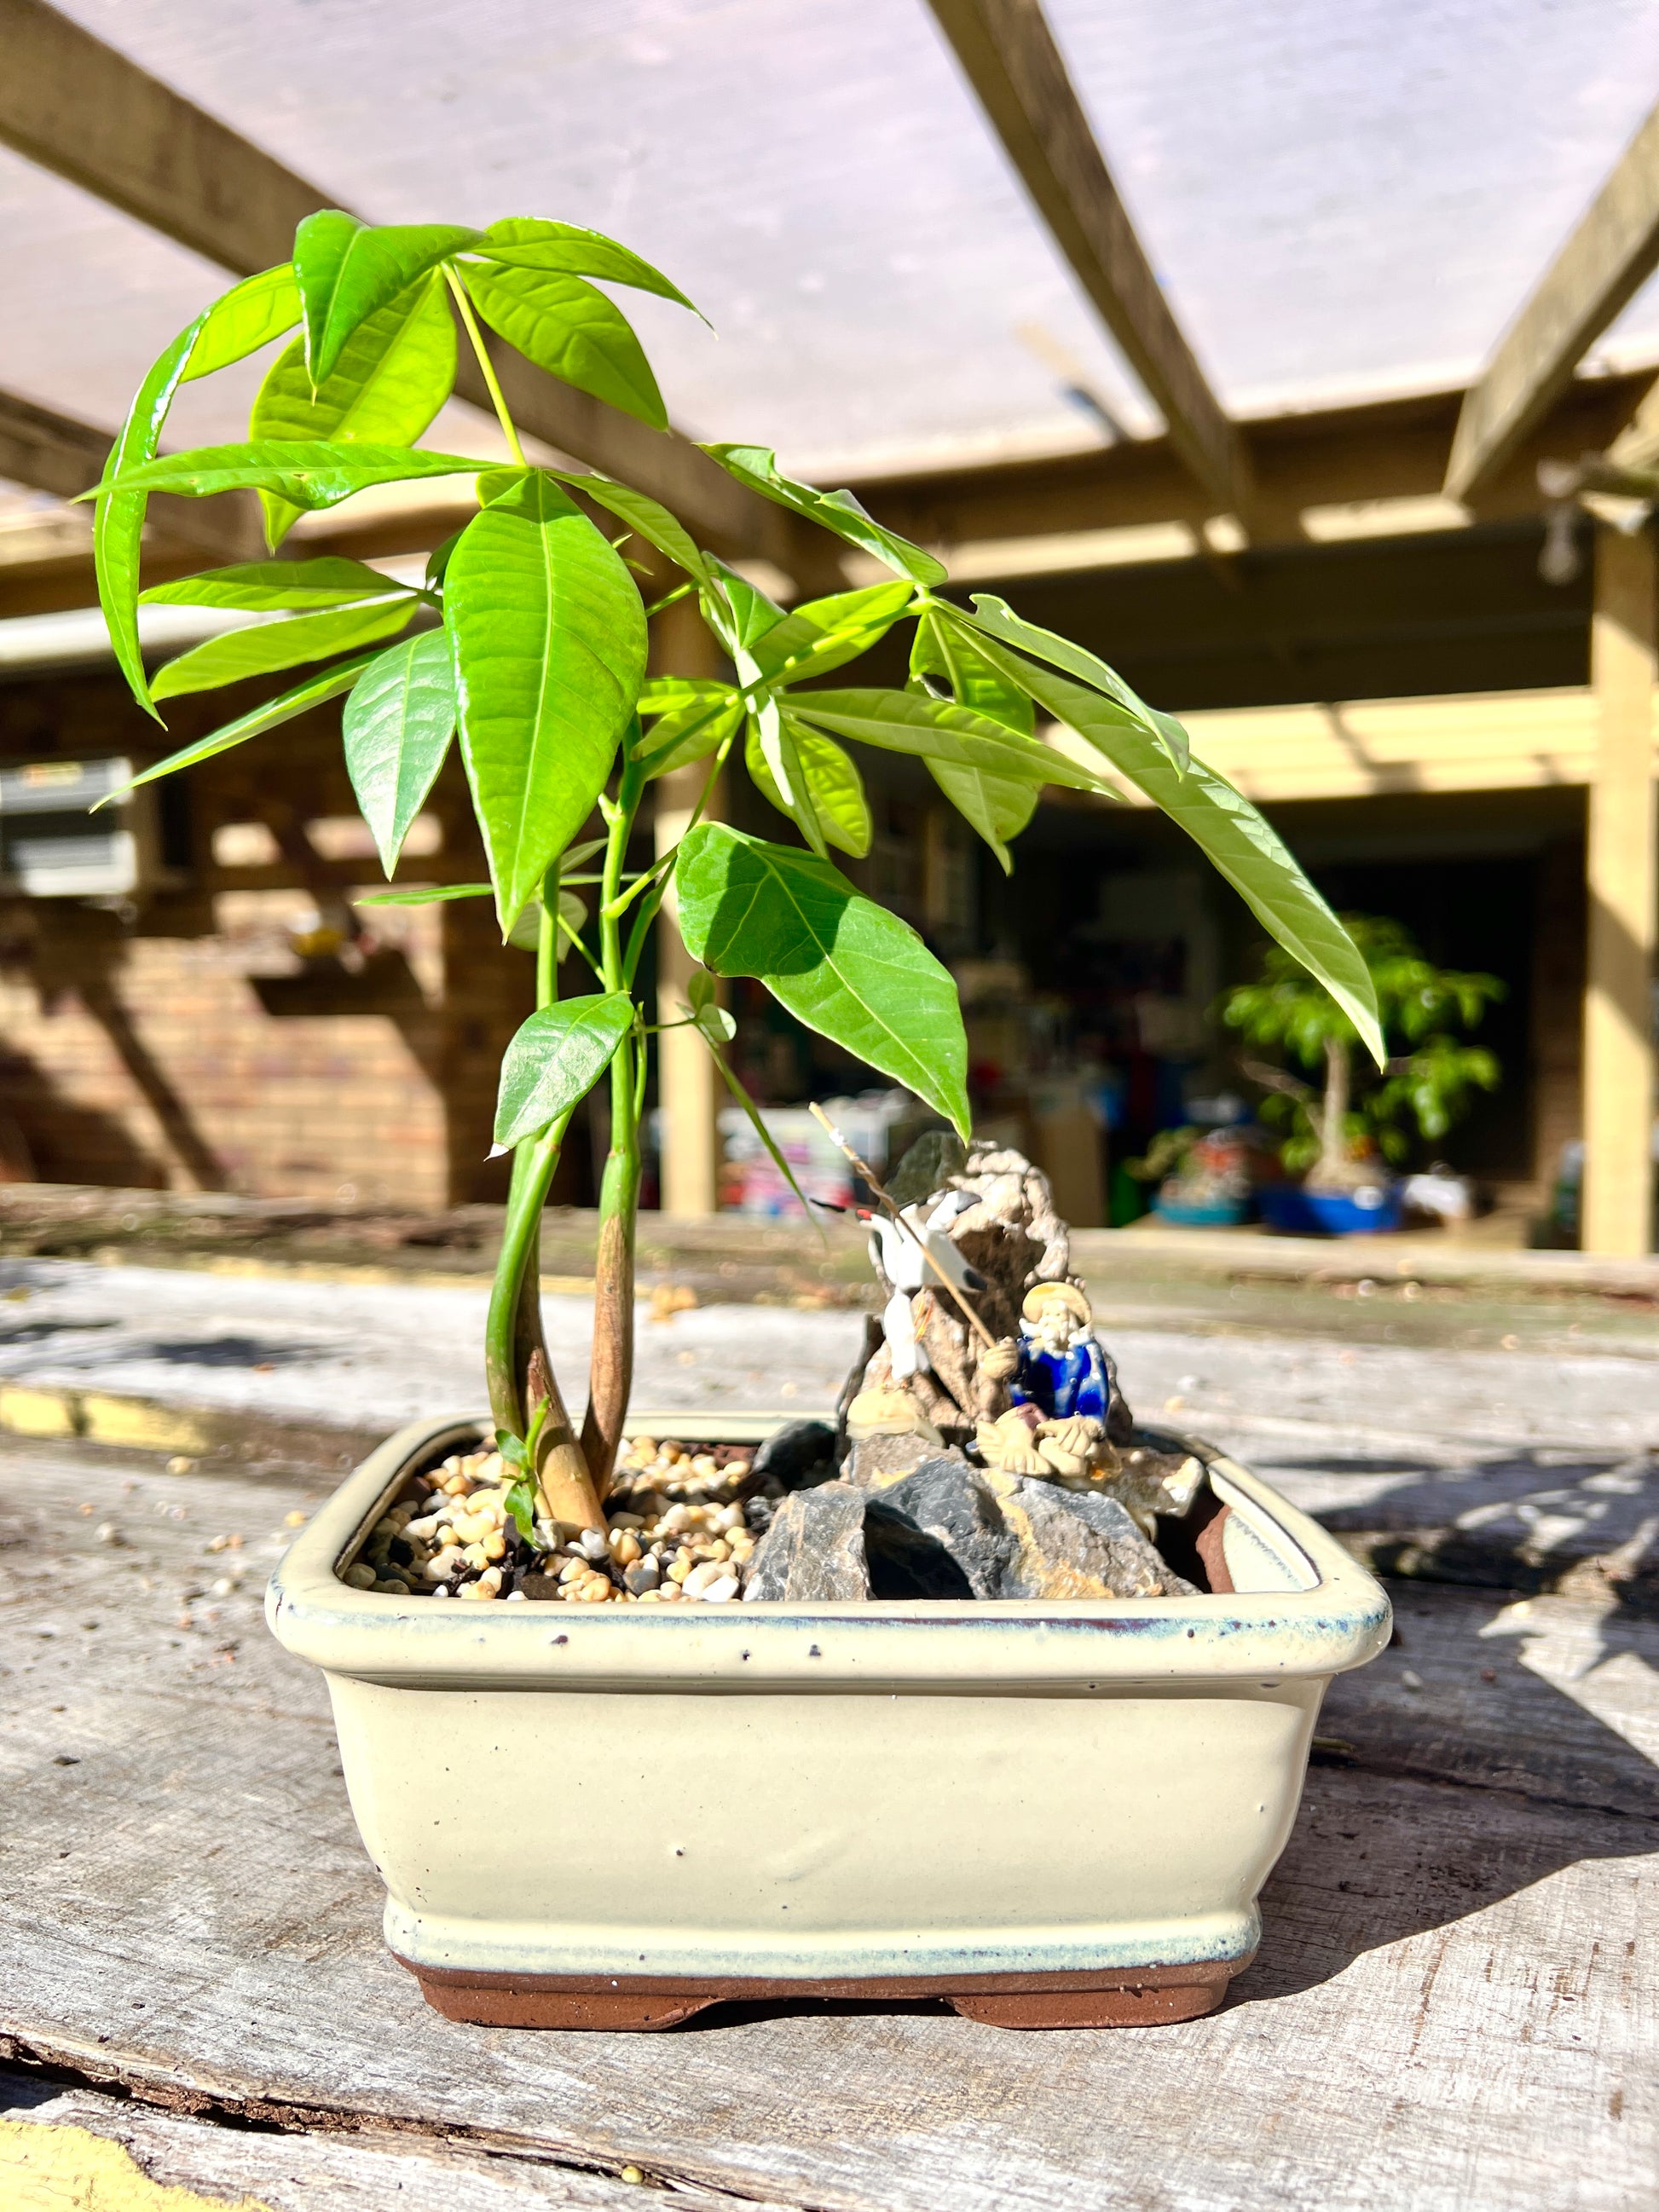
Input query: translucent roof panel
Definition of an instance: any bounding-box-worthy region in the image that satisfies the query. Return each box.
[13,0,1659,481]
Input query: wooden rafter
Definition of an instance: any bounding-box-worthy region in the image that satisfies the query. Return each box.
[1446,100,1659,503]
[0,0,812,571]
[926,0,1252,523]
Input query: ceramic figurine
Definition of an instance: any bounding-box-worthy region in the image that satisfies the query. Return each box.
[1012,1281,1113,1424]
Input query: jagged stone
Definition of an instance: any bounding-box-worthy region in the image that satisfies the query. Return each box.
[994,1481,1197,1600]
[843,1429,948,1489]
[868,1458,1015,1599]
[746,1418,836,1496]
[862,1498,976,1599]
[742,1481,869,1601]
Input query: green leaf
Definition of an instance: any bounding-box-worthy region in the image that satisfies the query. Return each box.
[295,211,480,384]
[181,264,301,383]
[342,631,458,875]
[787,686,1110,794]
[476,219,701,316]
[494,992,635,1147]
[89,442,488,511]
[701,445,947,586]
[445,471,647,929]
[140,558,410,612]
[957,627,1387,1066]
[700,555,787,652]
[944,592,1188,773]
[503,1474,539,1543]
[356,882,491,906]
[910,609,1037,870]
[149,598,415,702]
[547,470,710,586]
[98,654,383,802]
[425,528,465,592]
[95,318,205,721]
[633,684,743,779]
[675,824,969,1135]
[749,580,917,686]
[460,261,665,430]
[747,713,871,857]
[250,271,457,545]
[506,887,588,955]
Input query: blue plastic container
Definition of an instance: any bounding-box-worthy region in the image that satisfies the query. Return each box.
[1256,1183,1403,1237]
[1153,1197,1250,1228]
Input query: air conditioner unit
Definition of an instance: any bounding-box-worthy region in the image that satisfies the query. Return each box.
[0,758,159,899]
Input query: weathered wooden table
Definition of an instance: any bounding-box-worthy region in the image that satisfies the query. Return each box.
[1,1439,1653,2211]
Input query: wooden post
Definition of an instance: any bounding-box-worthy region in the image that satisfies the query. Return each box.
[652,594,724,1217]
[1582,523,1658,1254]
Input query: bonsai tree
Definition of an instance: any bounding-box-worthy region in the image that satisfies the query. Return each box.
[1222,915,1501,1191]
[84,209,1383,1540]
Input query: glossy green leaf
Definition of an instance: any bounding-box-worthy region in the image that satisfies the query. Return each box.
[181,265,300,383]
[95,318,205,721]
[746,713,871,858]
[635,689,743,780]
[89,442,487,511]
[445,471,647,928]
[356,881,490,906]
[944,592,1188,773]
[98,654,383,803]
[296,211,480,384]
[505,888,587,954]
[700,445,947,586]
[548,470,710,586]
[140,558,410,611]
[700,557,787,653]
[494,992,635,1147]
[749,580,917,686]
[675,824,969,1135]
[342,631,458,874]
[460,261,666,429]
[954,623,1386,1065]
[251,272,457,544]
[476,219,701,315]
[910,609,1037,869]
[787,686,1109,794]
[150,598,415,701]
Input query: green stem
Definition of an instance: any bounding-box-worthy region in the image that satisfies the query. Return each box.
[484,1112,569,1439]
[444,265,528,469]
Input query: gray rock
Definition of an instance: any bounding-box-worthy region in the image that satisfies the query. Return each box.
[843,1430,945,1489]
[743,1481,870,1602]
[869,1458,1014,1599]
[747,1418,837,1496]
[995,1481,1197,1600]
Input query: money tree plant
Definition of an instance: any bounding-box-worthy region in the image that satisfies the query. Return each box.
[1223,915,1501,1190]
[85,209,1382,1539]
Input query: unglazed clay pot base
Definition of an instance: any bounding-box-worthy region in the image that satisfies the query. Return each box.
[398,1956,1250,2030]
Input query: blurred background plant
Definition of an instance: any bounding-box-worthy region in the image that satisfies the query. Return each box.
[1222,915,1504,1193]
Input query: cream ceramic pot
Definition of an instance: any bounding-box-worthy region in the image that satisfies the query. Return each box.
[267,1411,1390,2030]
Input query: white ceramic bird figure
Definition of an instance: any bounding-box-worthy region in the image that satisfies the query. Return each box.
[869,1189,981,1377]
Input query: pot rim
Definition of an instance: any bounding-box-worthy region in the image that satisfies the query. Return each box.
[266,1409,1391,1688]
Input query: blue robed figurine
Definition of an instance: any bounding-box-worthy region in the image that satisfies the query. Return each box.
[1010,1280,1112,1423]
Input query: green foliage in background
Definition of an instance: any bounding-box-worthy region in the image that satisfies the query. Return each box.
[88,205,1384,1522]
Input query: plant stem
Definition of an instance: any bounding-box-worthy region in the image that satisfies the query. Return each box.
[1314,1034,1356,1190]
[444,265,528,468]
[580,747,648,1496]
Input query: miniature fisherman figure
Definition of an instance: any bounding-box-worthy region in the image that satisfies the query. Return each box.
[1011,1281,1111,1423]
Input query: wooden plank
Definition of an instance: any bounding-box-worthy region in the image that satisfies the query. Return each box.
[1582,525,1658,1256]
[1447,101,1659,502]
[0,1443,1651,2212]
[0,0,799,566]
[927,0,1251,524]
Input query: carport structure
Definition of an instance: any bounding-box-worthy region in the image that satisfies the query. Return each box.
[1,0,1658,1248]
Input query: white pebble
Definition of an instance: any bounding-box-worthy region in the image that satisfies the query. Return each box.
[577,1528,609,1561]
[700,1574,740,1604]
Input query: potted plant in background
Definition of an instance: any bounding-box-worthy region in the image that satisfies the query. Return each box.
[85,208,1390,2030]
[1223,915,1503,1236]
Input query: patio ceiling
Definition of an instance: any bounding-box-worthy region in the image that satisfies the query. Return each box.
[3,0,1659,588]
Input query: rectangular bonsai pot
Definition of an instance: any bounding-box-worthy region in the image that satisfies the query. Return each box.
[267,1410,1390,2030]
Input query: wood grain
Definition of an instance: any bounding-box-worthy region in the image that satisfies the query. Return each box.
[0,1441,1652,2211]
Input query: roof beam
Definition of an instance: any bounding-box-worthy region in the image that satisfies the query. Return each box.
[926,0,1251,523]
[1446,100,1659,502]
[0,0,806,569]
